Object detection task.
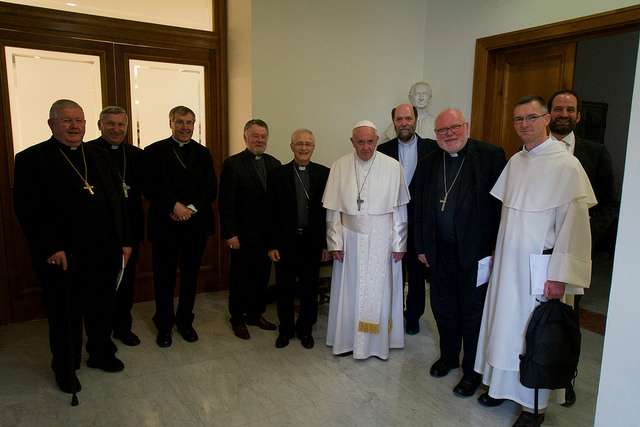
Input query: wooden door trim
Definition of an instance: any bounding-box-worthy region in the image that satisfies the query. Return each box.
[0,1,220,50]
[471,5,640,141]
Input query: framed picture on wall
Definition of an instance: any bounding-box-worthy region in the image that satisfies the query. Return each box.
[575,101,608,144]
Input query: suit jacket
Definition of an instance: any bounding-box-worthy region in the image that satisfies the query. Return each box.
[266,161,330,254]
[219,149,281,247]
[413,139,506,273]
[13,137,130,263]
[377,136,437,180]
[574,136,618,246]
[143,137,217,241]
[88,137,145,242]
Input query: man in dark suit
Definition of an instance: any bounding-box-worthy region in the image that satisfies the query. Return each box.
[548,89,618,407]
[13,99,132,394]
[548,89,617,253]
[413,108,505,397]
[144,106,217,348]
[88,106,144,347]
[266,129,330,349]
[377,103,437,334]
[219,119,281,339]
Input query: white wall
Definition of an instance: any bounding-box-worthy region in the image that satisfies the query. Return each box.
[251,0,428,166]
[594,40,640,427]
[423,0,640,121]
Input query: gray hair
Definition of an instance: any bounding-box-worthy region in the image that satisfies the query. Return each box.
[99,106,128,122]
[49,99,83,119]
[244,119,269,134]
[169,105,196,121]
[290,128,314,143]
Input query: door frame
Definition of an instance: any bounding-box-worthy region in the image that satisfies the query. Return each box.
[0,1,228,324]
[470,5,640,143]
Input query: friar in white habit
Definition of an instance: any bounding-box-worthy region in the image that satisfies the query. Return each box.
[474,95,596,427]
[323,120,410,360]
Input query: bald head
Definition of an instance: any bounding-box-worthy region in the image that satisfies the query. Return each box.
[434,108,469,154]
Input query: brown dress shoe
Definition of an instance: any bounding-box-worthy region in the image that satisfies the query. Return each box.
[246,316,277,331]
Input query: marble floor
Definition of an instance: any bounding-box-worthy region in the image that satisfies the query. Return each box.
[0,291,604,427]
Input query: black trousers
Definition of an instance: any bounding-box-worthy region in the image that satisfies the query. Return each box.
[431,241,487,377]
[404,231,428,323]
[228,243,271,324]
[113,244,140,335]
[151,229,207,333]
[275,233,322,337]
[40,251,119,376]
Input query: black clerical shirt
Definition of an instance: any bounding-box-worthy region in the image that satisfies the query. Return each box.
[294,163,310,228]
[56,143,116,253]
[436,144,470,244]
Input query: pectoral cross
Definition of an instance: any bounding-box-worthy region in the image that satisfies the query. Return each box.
[83,181,95,196]
[439,194,447,212]
[357,197,364,211]
[122,181,131,198]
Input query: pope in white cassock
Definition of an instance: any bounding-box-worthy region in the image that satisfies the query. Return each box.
[474,96,596,427]
[323,121,410,360]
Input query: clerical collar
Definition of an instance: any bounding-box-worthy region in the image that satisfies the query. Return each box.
[171,136,189,147]
[109,143,121,150]
[446,141,468,158]
[55,138,81,151]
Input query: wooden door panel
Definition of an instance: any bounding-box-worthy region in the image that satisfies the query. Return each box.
[115,44,225,303]
[490,43,576,157]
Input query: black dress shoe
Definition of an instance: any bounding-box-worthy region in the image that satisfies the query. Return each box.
[299,335,315,349]
[246,316,277,331]
[87,355,125,372]
[156,331,172,347]
[405,320,420,335]
[113,330,141,346]
[429,358,459,378]
[512,411,545,427]
[275,334,290,348]
[177,326,199,343]
[55,372,81,393]
[232,322,250,340]
[453,375,481,397]
[477,391,505,407]
[561,384,576,407]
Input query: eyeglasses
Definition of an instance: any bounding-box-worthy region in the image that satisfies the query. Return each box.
[434,123,466,136]
[512,114,547,124]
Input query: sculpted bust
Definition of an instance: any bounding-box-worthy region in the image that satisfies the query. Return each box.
[384,81,435,141]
